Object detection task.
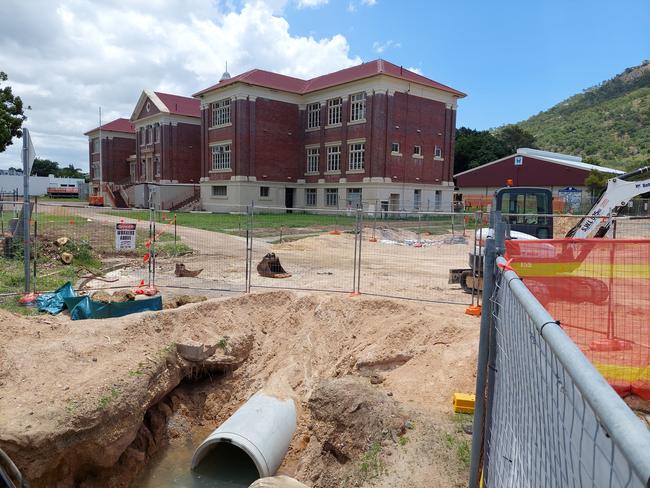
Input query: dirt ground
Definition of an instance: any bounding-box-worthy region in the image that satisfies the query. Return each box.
[0,290,479,487]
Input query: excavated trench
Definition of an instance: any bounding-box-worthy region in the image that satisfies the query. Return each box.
[0,291,478,487]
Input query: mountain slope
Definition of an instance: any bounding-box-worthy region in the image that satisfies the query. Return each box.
[516,61,650,170]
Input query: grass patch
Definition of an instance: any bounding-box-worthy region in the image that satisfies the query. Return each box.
[98,386,119,410]
[445,413,473,469]
[398,435,410,446]
[358,441,384,481]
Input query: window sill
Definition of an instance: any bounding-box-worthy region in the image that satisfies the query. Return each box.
[324,170,341,175]
[259,197,272,201]
[325,123,342,129]
[434,156,444,161]
[305,127,320,132]
[305,171,320,176]
[346,169,365,174]
[210,122,232,130]
[391,152,403,157]
[412,154,424,160]
[348,118,366,126]
[209,169,232,174]
[211,195,228,199]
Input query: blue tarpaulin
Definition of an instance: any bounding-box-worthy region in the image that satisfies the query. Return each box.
[35,281,163,320]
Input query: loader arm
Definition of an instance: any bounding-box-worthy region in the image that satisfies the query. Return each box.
[566,166,650,238]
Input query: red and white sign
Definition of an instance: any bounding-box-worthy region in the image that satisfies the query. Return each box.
[115,222,137,250]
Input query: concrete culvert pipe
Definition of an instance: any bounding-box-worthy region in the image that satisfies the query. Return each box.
[191,392,297,483]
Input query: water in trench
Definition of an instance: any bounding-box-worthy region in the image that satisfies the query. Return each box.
[136,428,259,488]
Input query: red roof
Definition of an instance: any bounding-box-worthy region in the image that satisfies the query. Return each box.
[154,92,201,117]
[84,117,134,135]
[194,59,465,98]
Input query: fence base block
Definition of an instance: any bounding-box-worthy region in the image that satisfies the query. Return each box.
[465,305,481,316]
[453,392,475,414]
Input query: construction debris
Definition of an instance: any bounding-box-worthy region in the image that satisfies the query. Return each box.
[175,263,203,278]
[91,289,136,303]
[55,237,69,247]
[60,252,73,265]
[257,253,291,279]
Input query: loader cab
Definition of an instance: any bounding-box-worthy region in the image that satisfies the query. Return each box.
[494,187,553,239]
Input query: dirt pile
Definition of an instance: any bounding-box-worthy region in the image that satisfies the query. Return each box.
[0,291,479,487]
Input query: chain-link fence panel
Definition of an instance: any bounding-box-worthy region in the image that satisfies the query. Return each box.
[249,206,358,293]
[483,260,650,487]
[358,210,476,303]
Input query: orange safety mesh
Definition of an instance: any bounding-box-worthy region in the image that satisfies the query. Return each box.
[505,239,650,400]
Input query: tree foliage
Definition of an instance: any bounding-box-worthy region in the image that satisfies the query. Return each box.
[31,158,85,178]
[453,126,537,174]
[584,170,610,196]
[0,71,29,153]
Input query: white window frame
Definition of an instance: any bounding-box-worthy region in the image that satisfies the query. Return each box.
[147,126,153,145]
[414,189,422,210]
[391,142,400,155]
[211,142,232,171]
[211,98,232,127]
[326,145,341,173]
[349,92,366,122]
[211,185,227,197]
[327,97,342,126]
[307,102,320,129]
[260,186,270,198]
[92,138,99,154]
[413,145,422,156]
[434,145,443,159]
[154,158,161,177]
[154,123,161,143]
[325,188,338,207]
[306,147,319,173]
[139,128,145,146]
[305,188,317,206]
[348,142,365,171]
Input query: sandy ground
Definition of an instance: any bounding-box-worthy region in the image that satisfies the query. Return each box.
[0,291,479,487]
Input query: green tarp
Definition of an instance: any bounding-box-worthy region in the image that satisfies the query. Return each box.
[35,281,162,320]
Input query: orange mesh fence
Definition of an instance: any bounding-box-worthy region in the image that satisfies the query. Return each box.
[505,239,650,400]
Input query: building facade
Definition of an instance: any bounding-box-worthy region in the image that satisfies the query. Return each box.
[193,60,465,212]
[130,90,201,184]
[84,118,135,196]
[454,148,623,210]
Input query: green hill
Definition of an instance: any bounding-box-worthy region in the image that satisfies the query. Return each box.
[516,61,650,170]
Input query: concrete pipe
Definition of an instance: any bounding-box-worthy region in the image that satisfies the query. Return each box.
[191,392,297,481]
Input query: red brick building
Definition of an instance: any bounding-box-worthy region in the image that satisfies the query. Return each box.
[84,118,135,197]
[193,60,465,211]
[130,90,201,184]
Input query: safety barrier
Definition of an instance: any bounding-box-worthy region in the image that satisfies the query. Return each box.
[470,215,650,488]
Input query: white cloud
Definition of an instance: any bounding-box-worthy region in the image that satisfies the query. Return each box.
[347,2,357,12]
[407,66,423,75]
[0,0,361,169]
[372,40,401,54]
[361,0,377,5]
[296,0,328,8]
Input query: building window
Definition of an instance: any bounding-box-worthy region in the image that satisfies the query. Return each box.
[155,159,160,177]
[140,128,145,146]
[92,138,99,154]
[307,103,320,129]
[325,188,338,207]
[348,142,365,171]
[327,98,342,126]
[435,145,442,158]
[154,124,161,143]
[347,188,362,208]
[91,162,100,179]
[260,186,270,198]
[349,92,366,122]
[391,142,400,154]
[413,145,422,156]
[326,145,341,172]
[212,99,231,127]
[306,147,319,173]
[140,159,146,178]
[414,189,422,210]
[212,185,227,197]
[147,125,153,145]
[211,143,232,171]
[305,188,317,206]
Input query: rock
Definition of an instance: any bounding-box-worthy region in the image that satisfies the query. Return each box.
[250,476,310,488]
[369,374,384,385]
[176,340,217,362]
[55,237,69,247]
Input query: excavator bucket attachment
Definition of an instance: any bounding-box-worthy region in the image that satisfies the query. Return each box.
[257,253,291,279]
[175,263,203,278]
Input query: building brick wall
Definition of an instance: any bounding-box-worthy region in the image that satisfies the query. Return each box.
[88,136,134,184]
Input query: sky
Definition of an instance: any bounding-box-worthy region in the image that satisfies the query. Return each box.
[0,0,648,170]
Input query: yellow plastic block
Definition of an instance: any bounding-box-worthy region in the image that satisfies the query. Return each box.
[453,392,475,414]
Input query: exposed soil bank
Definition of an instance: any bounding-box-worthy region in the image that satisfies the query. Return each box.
[0,291,479,487]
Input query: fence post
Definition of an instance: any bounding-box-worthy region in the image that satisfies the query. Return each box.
[247,203,254,293]
[469,212,500,488]
[356,208,363,294]
[352,209,358,294]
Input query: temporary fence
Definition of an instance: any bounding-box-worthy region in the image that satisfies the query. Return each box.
[470,215,650,488]
[0,201,490,305]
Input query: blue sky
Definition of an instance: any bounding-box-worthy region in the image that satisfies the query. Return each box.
[0,0,648,169]
[287,0,650,129]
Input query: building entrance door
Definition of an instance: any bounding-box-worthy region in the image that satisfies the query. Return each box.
[285,187,294,213]
[389,193,400,211]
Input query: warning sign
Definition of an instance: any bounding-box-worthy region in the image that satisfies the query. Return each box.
[115,222,137,250]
